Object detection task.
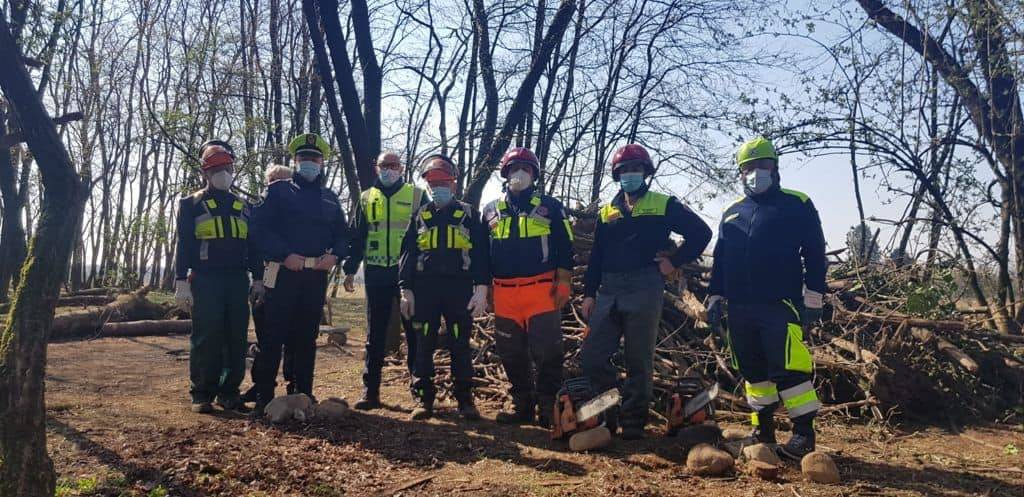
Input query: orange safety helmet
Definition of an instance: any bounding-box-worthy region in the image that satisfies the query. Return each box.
[609,143,654,180]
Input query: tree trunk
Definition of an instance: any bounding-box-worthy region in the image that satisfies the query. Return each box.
[0,12,88,497]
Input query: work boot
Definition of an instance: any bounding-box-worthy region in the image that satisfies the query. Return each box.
[457,395,481,421]
[354,390,382,411]
[410,399,434,420]
[216,394,246,412]
[778,416,816,461]
[620,425,645,440]
[191,401,213,414]
[752,410,777,445]
[496,402,535,425]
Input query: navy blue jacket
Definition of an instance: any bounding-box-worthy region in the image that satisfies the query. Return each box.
[175,188,263,280]
[583,186,712,297]
[709,186,827,304]
[482,187,574,279]
[250,176,349,262]
[398,200,490,289]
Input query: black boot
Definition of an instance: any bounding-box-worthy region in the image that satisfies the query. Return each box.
[751,407,778,445]
[535,395,555,429]
[354,389,382,411]
[778,414,816,461]
[411,395,434,420]
[456,393,481,421]
[496,397,535,425]
[240,385,258,404]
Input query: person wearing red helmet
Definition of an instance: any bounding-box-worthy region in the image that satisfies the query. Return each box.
[580,143,712,439]
[398,155,490,421]
[482,147,574,427]
[175,140,264,414]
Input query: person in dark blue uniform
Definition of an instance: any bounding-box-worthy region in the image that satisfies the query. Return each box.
[175,140,264,413]
[482,147,574,427]
[398,155,490,421]
[707,136,827,460]
[249,133,349,414]
[581,143,712,439]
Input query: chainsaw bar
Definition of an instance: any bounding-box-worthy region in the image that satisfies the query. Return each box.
[576,388,621,422]
[681,382,719,419]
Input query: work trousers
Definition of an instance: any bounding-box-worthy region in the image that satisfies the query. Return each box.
[410,277,474,402]
[362,282,417,395]
[189,269,250,404]
[253,268,328,401]
[248,298,295,394]
[728,300,820,426]
[581,267,664,430]
[492,273,564,410]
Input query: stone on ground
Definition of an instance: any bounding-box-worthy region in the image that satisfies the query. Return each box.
[686,443,734,476]
[745,460,780,480]
[265,393,314,424]
[742,443,782,465]
[721,427,748,441]
[801,451,840,484]
[315,397,349,421]
[569,426,612,452]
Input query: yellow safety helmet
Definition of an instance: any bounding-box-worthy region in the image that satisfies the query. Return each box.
[736,136,778,169]
[287,133,332,159]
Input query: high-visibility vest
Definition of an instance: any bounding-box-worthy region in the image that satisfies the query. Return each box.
[415,203,473,271]
[488,195,571,263]
[361,183,423,267]
[598,191,670,224]
[192,192,249,261]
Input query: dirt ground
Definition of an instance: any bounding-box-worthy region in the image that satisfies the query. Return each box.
[45,293,1024,497]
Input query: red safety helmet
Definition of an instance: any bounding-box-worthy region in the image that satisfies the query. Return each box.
[610,143,654,180]
[420,154,459,182]
[500,147,541,179]
[198,140,235,170]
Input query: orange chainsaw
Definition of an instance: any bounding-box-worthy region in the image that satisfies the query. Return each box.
[551,377,619,451]
[665,378,718,436]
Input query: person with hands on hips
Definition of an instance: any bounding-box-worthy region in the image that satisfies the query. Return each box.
[707,136,827,461]
[342,152,425,411]
[174,140,264,414]
[482,147,574,428]
[248,133,350,415]
[398,155,490,422]
[580,143,712,440]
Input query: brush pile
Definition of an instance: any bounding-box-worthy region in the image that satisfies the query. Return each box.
[404,211,1024,424]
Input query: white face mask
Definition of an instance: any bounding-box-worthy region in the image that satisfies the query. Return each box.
[508,169,533,193]
[743,168,774,195]
[209,170,233,191]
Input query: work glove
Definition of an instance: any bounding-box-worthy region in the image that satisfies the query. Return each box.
[466,285,489,317]
[400,289,415,320]
[250,280,266,305]
[802,290,824,329]
[551,268,572,308]
[706,295,725,336]
[175,279,193,313]
[343,274,356,293]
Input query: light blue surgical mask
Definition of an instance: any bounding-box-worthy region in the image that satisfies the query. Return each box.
[379,168,401,187]
[297,161,321,181]
[619,172,645,193]
[430,186,452,206]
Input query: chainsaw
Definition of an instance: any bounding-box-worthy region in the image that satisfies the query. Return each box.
[665,377,719,436]
[551,377,619,451]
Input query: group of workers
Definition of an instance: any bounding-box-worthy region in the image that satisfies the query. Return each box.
[174,133,826,460]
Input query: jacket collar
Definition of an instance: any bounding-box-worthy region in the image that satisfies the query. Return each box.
[374,178,406,196]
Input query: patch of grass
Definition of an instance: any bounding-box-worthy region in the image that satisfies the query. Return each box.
[146,291,175,306]
[146,485,168,497]
[55,476,100,496]
[308,483,344,497]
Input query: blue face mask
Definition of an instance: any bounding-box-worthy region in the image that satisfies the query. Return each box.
[430,186,452,205]
[379,168,401,187]
[619,172,645,193]
[297,161,321,181]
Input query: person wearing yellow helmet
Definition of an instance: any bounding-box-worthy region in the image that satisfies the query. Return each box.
[707,136,827,460]
[248,133,350,415]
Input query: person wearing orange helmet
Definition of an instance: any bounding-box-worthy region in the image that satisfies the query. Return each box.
[175,140,264,414]
[482,146,574,427]
[398,155,489,421]
[580,143,712,439]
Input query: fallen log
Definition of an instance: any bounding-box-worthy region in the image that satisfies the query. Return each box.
[0,294,116,313]
[910,327,980,374]
[50,289,172,340]
[101,320,191,337]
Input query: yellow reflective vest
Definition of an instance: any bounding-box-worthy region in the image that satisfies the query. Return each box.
[360,183,423,267]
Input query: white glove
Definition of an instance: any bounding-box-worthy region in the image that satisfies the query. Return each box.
[175,280,193,312]
[400,289,415,320]
[803,289,824,310]
[466,285,488,317]
[250,280,266,305]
